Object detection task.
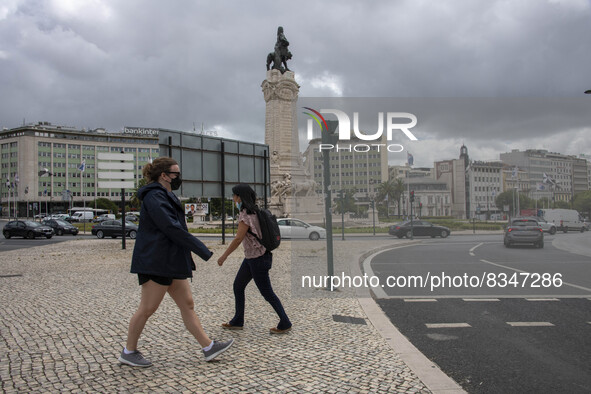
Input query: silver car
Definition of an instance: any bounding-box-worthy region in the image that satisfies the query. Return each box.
[277,218,326,241]
[504,218,544,248]
[524,217,556,235]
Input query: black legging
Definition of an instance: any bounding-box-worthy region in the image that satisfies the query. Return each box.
[229,252,291,330]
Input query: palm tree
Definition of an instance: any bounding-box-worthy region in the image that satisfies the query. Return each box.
[376,179,404,218]
[378,178,405,217]
[129,178,147,210]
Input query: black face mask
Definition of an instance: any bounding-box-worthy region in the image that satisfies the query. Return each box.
[170,176,182,191]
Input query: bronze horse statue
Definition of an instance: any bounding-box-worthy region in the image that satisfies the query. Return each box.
[266,50,292,73]
[266,26,292,74]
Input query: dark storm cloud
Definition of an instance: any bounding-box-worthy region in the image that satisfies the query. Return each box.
[1,0,590,164]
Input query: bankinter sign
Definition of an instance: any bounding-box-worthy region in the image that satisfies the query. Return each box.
[303,107,418,152]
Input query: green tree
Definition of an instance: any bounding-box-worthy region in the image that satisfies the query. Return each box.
[129,178,147,210]
[537,197,552,209]
[495,191,533,215]
[91,198,120,215]
[376,179,402,218]
[334,189,357,214]
[378,178,405,217]
[554,200,571,209]
[573,191,591,218]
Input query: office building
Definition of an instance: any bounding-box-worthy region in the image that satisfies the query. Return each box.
[1,122,159,216]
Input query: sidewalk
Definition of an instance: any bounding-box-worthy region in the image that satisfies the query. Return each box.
[0,237,463,393]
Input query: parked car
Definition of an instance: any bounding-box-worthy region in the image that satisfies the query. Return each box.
[522,216,556,235]
[56,214,74,222]
[124,214,139,223]
[42,219,79,236]
[3,220,54,239]
[388,220,450,239]
[71,211,95,222]
[93,214,116,223]
[91,220,138,239]
[46,213,72,221]
[276,218,326,241]
[504,218,544,248]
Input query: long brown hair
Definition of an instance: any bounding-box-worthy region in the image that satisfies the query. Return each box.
[142,157,178,183]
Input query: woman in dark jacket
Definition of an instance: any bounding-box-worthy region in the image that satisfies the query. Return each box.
[119,157,233,367]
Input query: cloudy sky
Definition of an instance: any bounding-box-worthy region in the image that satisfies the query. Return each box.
[1,0,590,167]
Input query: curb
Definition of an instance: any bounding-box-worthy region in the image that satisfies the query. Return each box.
[352,241,467,394]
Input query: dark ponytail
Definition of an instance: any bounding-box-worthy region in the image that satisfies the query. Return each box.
[231,184,258,215]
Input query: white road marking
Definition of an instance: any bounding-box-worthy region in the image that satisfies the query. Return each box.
[480,259,591,293]
[469,242,483,256]
[426,323,471,328]
[526,298,559,301]
[462,298,500,302]
[363,244,419,299]
[506,322,555,327]
[404,298,437,302]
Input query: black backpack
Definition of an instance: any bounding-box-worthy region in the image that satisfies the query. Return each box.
[248,208,281,251]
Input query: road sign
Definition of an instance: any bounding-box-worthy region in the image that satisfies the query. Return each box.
[98,181,135,189]
[97,152,135,189]
[97,153,134,161]
[97,152,135,250]
[97,162,134,170]
[97,172,135,179]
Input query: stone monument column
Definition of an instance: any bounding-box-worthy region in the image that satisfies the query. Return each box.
[261,27,322,219]
[262,69,300,180]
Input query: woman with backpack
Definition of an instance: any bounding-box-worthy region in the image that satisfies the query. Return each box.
[217,184,292,334]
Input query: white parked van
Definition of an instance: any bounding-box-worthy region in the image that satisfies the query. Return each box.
[541,209,585,233]
[71,211,95,222]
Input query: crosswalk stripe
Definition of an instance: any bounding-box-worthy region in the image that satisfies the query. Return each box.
[506,322,555,327]
[426,323,471,328]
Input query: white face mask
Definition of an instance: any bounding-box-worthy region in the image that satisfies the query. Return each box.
[236,202,242,210]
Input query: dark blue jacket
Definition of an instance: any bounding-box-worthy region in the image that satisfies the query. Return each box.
[130,182,213,278]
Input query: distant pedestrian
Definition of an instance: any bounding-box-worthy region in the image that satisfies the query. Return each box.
[217,184,292,334]
[119,157,233,367]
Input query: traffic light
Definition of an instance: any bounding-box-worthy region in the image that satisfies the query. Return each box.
[410,190,415,202]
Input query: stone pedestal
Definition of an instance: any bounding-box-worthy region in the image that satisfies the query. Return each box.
[262,70,322,219]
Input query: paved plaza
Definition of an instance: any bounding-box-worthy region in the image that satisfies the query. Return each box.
[0,236,461,393]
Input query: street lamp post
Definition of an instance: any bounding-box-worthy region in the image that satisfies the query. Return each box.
[38,168,54,217]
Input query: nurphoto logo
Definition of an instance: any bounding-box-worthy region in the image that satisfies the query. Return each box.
[303,107,418,153]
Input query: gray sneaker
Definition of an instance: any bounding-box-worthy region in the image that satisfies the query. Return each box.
[202,339,234,362]
[118,349,152,367]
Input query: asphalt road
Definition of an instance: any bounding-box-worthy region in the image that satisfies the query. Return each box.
[367,234,591,394]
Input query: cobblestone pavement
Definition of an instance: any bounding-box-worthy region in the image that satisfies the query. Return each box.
[0,238,431,393]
